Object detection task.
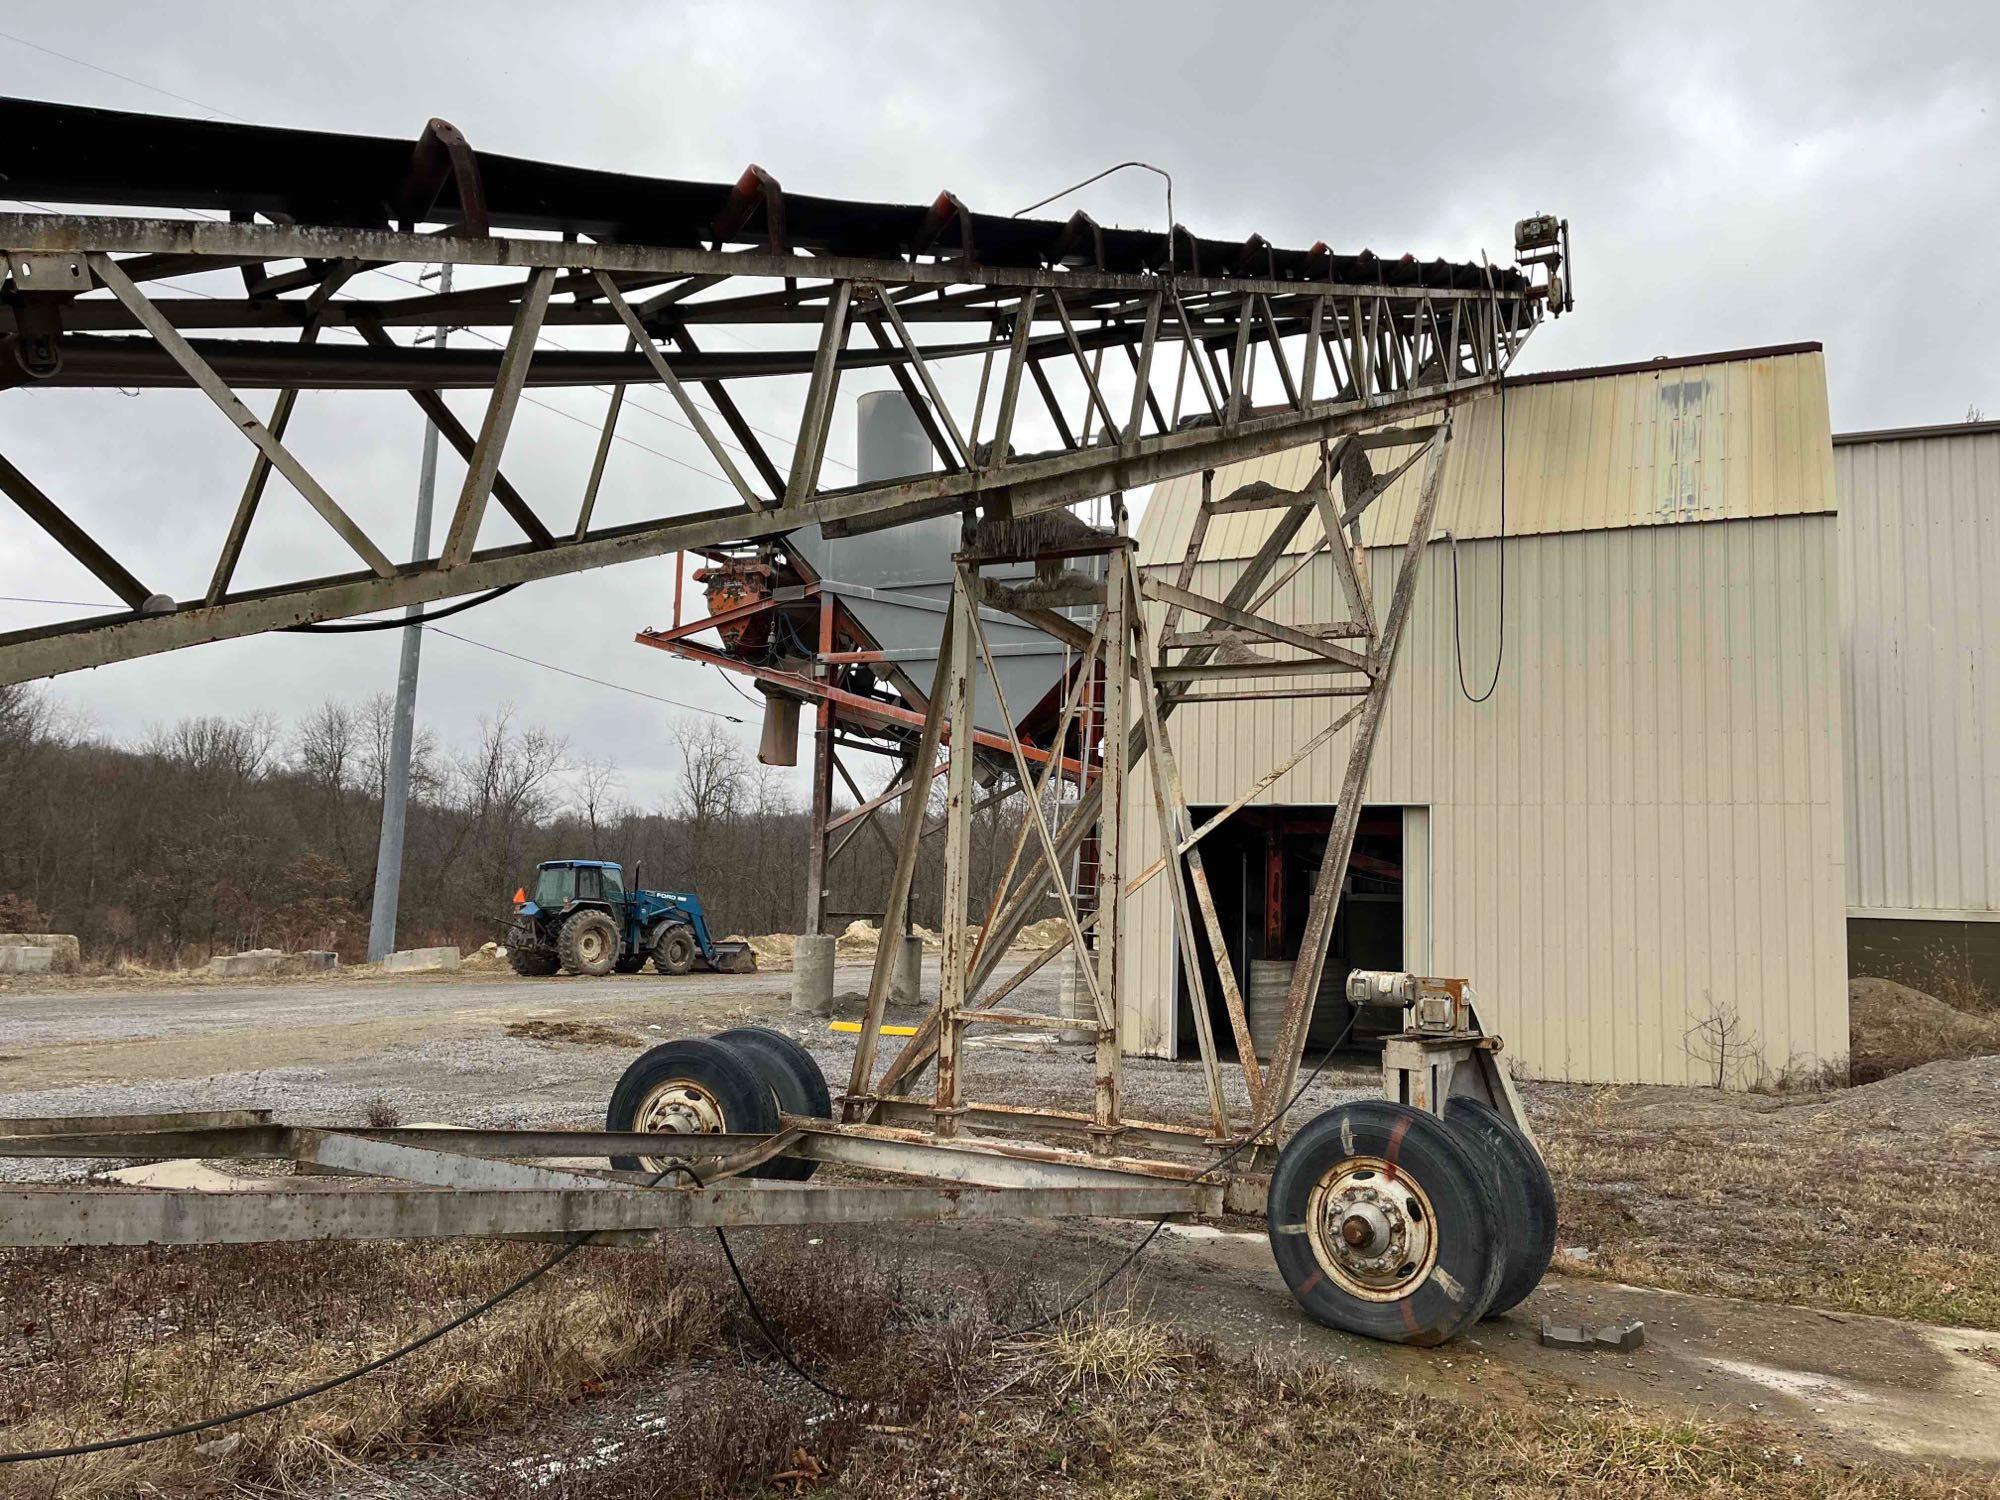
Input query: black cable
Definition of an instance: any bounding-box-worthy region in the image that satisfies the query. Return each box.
[0,1160,705,1465]
[1451,366,1508,704]
[715,1228,857,1404]
[284,585,520,633]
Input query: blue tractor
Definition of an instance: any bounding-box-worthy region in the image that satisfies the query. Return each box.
[505,860,755,978]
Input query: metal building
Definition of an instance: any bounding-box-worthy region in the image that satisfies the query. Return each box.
[1835,418,2000,986]
[1124,343,1850,1086]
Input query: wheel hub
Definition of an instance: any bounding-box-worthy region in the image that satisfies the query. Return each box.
[636,1080,726,1137]
[579,930,609,962]
[1305,1156,1439,1301]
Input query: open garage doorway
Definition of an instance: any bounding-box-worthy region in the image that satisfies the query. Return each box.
[1172,806,1406,1063]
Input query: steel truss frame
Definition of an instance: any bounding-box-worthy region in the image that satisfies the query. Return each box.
[0,412,1526,1247]
[0,97,1558,1268]
[0,138,1541,683]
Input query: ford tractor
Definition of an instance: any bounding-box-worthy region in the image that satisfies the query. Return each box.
[504,860,755,978]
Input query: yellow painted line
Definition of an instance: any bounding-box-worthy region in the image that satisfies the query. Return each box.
[828,1020,918,1036]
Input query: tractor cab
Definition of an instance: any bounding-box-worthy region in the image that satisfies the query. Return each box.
[521,860,625,918]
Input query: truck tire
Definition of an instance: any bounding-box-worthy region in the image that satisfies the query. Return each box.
[1266,1099,1503,1346]
[1444,1096,1557,1318]
[507,945,559,977]
[652,925,697,976]
[606,1038,779,1175]
[715,1025,832,1181]
[557,909,620,976]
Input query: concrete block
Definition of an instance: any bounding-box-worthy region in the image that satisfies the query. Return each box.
[207,948,284,977]
[888,933,924,1007]
[383,945,461,973]
[0,933,80,972]
[299,950,339,972]
[791,933,835,1015]
[1539,1317,1645,1352]
[0,945,55,975]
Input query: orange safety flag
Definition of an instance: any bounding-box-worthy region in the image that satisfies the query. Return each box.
[513,887,527,905]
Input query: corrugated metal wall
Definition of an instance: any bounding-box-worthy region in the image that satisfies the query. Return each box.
[1122,348,1849,1086]
[1835,423,2000,920]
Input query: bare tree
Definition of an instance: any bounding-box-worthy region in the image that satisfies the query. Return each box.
[1683,993,1762,1089]
[570,753,624,853]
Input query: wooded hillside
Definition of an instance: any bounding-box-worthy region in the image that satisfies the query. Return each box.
[0,683,1029,965]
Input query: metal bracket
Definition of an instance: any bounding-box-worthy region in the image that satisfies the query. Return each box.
[7,251,91,292]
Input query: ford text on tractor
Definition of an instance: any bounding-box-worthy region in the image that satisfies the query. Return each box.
[504,860,755,977]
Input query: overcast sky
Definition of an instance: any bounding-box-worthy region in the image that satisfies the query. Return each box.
[2,1,1994,811]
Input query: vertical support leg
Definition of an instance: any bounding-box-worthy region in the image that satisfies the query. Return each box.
[802,594,836,937]
[844,610,955,1115]
[1125,553,1247,1134]
[1263,423,1455,1111]
[1092,516,1129,1152]
[933,567,979,1137]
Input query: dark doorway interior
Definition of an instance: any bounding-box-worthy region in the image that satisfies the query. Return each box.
[1173,806,1404,1061]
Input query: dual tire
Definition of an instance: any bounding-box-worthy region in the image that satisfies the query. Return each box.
[1266,1096,1555,1345]
[605,1026,831,1182]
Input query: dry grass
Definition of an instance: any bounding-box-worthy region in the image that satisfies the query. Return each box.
[504,1019,646,1048]
[0,1237,733,1498]
[1901,947,1999,1019]
[1004,1306,1181,1400]
[500,1326,1998,1500]
[4,1230,1996,1499]
[1534,1058,2000,1329]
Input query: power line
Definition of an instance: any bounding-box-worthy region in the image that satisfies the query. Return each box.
[423,625,742,723]
[0,596,742,724]
[0,28,246,120]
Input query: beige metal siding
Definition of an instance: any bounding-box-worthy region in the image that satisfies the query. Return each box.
[1835,424,2000,920]
[1122,347,1848,1086]
[1141,348,1839,563]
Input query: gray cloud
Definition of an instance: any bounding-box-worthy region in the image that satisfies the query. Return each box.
[2,0,1994,805]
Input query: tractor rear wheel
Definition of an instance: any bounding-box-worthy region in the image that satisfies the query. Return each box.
[652,926,697,976]
[557,909,620,976]
[507,945,559,977]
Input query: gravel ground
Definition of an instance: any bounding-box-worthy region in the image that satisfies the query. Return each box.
[0,957,1378,1182]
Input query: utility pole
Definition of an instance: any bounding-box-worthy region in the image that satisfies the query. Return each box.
[366,264,451,962]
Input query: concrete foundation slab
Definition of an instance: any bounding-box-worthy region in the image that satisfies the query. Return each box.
[207,949,284,978]
[792,933,835,1015]
[889,933,924,1006]
[0,933,80,972]
[383,946,461,973]
[0,946,55,976]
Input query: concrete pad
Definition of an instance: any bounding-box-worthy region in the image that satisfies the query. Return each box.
[0,946,54,975]
[102,1159,264,1191]
[0,933,80,971]
[208,949,284,977]
[383,946,461,973]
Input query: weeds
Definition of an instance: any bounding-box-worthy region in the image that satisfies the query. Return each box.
[1902,945,1998,1018]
